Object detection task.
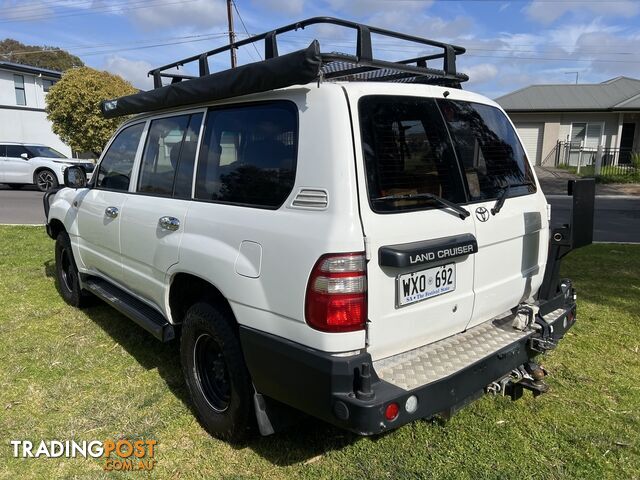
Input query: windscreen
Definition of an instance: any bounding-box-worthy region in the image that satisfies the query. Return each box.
[358,96,536,213]
[26,146,67,159]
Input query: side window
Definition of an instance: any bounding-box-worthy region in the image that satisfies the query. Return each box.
[195,102,297,208]
[96,123,144,191]
[0,145,6,157]
[6,145,28,158]
[137,113,202,198]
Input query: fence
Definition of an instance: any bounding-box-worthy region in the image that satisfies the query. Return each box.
[547,141,638,178]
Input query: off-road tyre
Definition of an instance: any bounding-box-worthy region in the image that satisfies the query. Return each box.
[55,232,91,307]
[180,302,254,441]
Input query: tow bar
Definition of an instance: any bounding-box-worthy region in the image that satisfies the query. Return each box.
[486,362,549,400]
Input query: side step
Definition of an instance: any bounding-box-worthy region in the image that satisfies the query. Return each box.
[84,277,175,342]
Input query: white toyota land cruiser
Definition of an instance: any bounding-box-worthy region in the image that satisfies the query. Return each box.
[45,18,595,441]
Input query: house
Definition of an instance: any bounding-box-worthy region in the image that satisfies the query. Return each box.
[0,61,71,156]
[495,76,640,166]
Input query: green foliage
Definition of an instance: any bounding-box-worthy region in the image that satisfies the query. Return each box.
[631,152,640,171]
[45,67,138,155]
[0,38,83,72]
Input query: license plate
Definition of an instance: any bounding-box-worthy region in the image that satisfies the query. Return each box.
[397,263,456,307]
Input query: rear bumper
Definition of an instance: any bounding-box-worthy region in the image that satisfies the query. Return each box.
[240,298,577,435]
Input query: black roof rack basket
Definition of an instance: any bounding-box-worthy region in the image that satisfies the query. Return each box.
[101,17,468,118]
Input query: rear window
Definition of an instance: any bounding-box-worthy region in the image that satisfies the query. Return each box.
[358,96,535,213]
[437,99,536,201]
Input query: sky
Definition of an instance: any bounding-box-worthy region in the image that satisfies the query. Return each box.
[2,0,640,99]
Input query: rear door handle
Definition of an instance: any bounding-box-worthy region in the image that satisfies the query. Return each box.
[158,216,180,231]
[104,206,119,218]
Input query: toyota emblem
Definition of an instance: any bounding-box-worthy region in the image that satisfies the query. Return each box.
[475,207,490,222]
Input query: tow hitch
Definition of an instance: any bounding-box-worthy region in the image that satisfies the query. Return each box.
[486,362,549,400]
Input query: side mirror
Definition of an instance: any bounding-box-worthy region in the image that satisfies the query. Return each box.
[64,166,87,189]
[20,153,29,160]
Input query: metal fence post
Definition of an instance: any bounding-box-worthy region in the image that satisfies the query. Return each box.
[595,144,603,176]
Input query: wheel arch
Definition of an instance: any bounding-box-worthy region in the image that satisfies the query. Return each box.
[47,218,66,239]
[168,272,236,328]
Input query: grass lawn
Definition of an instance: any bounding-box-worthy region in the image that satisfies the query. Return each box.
[0,226,638,479]
[556,164,640,184]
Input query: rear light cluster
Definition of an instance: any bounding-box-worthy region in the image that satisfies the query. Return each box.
[305,252,367,333]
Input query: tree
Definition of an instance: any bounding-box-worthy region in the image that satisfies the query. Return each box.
[0,39,83,71]
[46,67,138,156]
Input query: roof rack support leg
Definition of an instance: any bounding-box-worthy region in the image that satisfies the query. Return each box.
[198,54,210,77]
[152,70,162,89]
[443,45,456,75]
[417,59,427,68]
[265,31,279,59]
[356,25,373,61]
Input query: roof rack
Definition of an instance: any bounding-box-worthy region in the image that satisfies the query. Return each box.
[101,17,468,118]
[150,17,467,88]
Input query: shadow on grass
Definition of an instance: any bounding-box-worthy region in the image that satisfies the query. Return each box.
[73,289,361,465]
[44,259,55,278]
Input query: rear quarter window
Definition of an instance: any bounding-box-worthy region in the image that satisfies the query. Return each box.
[194,101,298,209]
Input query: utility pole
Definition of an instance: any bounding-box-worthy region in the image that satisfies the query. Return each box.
[564,71,579,84]
[226,0,237,68]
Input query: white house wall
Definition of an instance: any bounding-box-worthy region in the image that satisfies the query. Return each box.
[0,108,71,156]
[0,67,72,157]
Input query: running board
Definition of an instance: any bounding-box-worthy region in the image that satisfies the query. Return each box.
[84,277,175,342]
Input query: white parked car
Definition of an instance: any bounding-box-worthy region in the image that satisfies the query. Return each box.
[0,142,94,191]
[44,18,594,441]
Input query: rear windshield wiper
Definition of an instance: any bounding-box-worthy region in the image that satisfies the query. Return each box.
[372,193,470,220]
[491,181,536,215]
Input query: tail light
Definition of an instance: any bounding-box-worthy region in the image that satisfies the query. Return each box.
[305,252,367,333]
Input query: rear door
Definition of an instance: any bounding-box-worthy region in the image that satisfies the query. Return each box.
[0,145,6,182]
[351,95,478,361]
[5,145,32,184]
[438,100,548,329]
[119,111,204,310]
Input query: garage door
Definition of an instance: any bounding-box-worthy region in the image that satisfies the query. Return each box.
[516,123,544,165]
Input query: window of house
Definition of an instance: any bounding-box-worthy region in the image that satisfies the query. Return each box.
[570,122,603,149]
[195,101,298,208]
[43,79,57,92]
[137,113,203,198]
[14,75,26,106]
[95,123,144,191]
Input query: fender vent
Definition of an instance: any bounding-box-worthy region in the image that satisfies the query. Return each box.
[290,188,329,210]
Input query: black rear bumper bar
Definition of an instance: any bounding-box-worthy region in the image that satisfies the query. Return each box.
[240,295,577,435]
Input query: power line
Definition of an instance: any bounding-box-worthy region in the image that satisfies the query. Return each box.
[3,32,230,56]
[232,1,262,61]
[0,0,199,24]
